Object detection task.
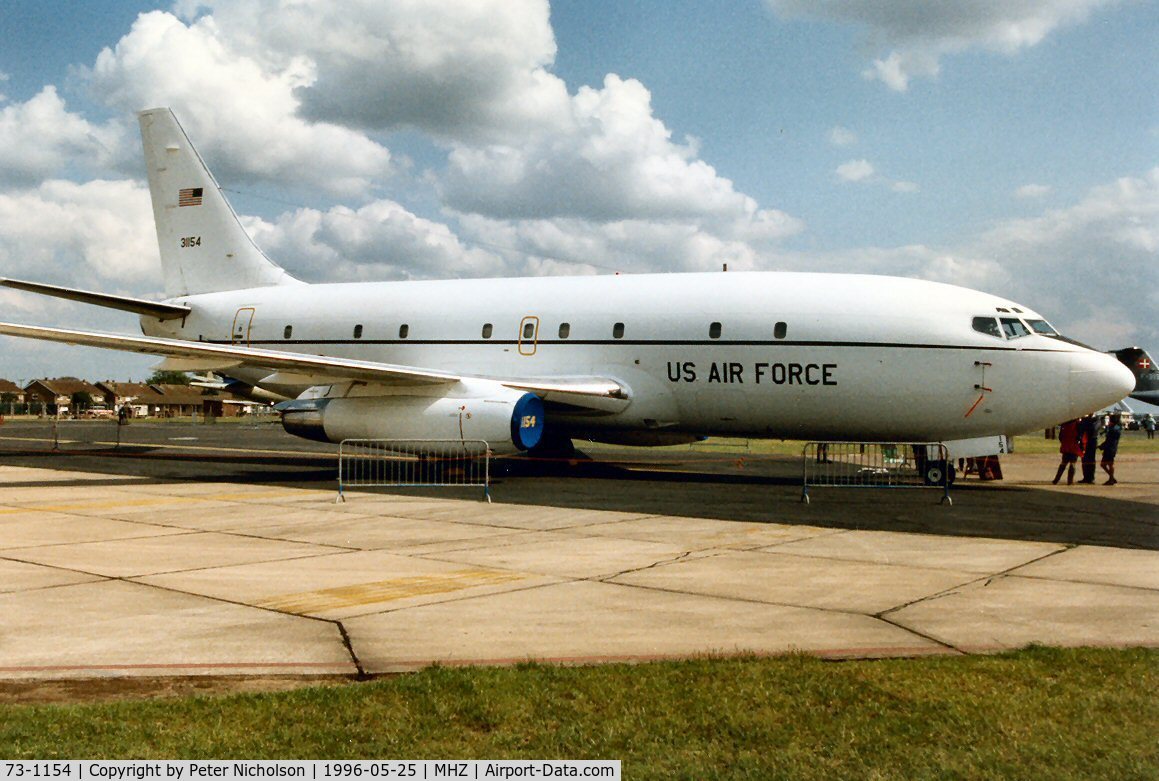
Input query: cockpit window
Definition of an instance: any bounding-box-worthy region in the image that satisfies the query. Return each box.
[1025,319,1058,336]
[972,316,1002,338]
[1001,317,1031,339]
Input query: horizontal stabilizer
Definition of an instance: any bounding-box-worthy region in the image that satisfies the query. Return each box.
[0,278,191,320]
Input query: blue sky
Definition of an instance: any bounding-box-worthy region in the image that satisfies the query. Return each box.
[0,0,1155,386]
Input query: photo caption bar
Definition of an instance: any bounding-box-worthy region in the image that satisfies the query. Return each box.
[1,762,620,781]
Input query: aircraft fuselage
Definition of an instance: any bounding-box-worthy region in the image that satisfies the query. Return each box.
[146,270,1131,444]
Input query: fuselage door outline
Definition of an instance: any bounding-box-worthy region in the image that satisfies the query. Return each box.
[518,315,540,356]
[232,307,255,346]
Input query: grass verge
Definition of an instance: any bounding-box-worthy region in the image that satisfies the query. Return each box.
[1,647,1155,779]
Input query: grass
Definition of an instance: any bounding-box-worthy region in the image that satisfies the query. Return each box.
[1,648,1155,779]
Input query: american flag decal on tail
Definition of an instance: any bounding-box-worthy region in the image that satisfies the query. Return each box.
[178,187,204,207]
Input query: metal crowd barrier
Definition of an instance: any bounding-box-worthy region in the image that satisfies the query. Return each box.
[801,442,952,505]
[337,438,492,503]
[50,418,124,450]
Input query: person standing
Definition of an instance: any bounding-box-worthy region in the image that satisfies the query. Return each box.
[1099,413,1123,485]
[1144,413,1156,440]
[1052,419,1084,485]
[1078,414,1099,483]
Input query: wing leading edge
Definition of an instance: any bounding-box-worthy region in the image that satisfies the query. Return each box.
[0,278,191,320]
[0,321,629,405]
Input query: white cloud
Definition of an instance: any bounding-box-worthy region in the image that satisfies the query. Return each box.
[767,0,1121,90]
[457,215,771,275]
[0,179,157,287]
[757,168,1158,349]
[0,87,125,185]
[88,10,392,196]
[160,0,569,144]
[1015,183,1052,199]
[244,200,506,282]
[836,159,875,182]
[828,126,858,146]
[437,73,804,256]
[207,0,568,142]
[835,160,919,192]
[926,170,1158,347]
[79,3,798,266]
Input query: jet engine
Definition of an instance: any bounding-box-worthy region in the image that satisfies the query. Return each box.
[279,387,545,454]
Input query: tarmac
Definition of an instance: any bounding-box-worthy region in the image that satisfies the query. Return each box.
[0,419,1156,684]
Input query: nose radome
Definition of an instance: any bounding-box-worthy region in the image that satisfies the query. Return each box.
[1069,351,1135,414]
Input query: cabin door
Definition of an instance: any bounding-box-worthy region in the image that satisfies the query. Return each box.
[518,315,540,356]
[231,307,255,346]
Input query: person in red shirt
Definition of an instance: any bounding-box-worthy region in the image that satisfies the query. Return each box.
[1052,418,1086,485]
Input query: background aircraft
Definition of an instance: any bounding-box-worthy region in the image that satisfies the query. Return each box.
[1109,347,1159,406]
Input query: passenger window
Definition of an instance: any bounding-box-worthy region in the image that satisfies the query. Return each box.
[972,317,1002,338]
[774,322,787,339]
[522,322,534,339]
[283,325,293,339]
[353,324,363,339]
[482,323,493,339]
[612,322,625,339]
[1025,319,1058,336]
[709,322,722,339]
[399,324,409,339]
[1001,317,1031,339]
[559,322,570,339]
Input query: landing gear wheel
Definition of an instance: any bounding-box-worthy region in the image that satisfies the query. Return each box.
[923,459,955,486]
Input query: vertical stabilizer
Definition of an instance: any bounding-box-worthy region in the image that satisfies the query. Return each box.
[1111,346,1159,404]
[139,108,300,297]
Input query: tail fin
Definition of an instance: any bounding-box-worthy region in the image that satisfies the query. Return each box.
[138,108,301,297]
[1110,346,1159,404]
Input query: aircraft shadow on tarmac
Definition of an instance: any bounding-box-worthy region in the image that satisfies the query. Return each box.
[1,437,1155,552]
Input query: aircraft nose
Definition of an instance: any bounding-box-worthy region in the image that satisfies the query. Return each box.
[1069,350,1135,414]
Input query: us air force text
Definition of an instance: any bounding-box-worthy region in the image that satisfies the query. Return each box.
[667,361,837,385]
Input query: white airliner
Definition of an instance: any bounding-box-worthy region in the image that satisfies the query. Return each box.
[0,108,1135,468]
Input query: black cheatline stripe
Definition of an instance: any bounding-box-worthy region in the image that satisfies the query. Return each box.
[206,338,1054,353]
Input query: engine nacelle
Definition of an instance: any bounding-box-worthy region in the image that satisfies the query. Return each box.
[279,388,545,454]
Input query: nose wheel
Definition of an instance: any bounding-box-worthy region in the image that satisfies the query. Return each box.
[922,459,955,486]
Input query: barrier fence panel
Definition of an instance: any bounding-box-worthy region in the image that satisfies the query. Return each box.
[338,438,492,502]
[49,418,123,450]
[802,442,952,505]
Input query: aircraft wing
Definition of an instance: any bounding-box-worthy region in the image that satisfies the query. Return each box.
[0,322,628,404]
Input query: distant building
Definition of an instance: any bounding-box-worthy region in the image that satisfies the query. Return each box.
[15,378,244,418]
[23,378,105,416]
[0,379,24,413]
[96,381,167,417]
[96,380,241,418]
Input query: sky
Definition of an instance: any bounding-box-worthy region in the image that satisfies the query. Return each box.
[0,0,1155,389]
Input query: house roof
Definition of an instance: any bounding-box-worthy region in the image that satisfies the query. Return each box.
[0,379,23,395]
[25,377,104,398]
[97,381,229,406]
[96,381,168,404]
